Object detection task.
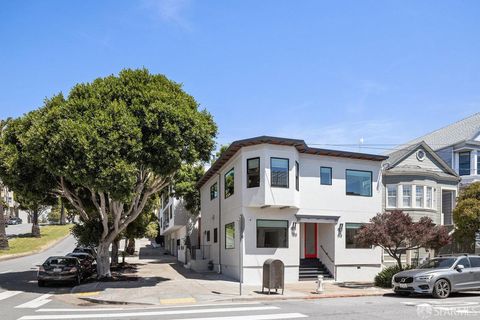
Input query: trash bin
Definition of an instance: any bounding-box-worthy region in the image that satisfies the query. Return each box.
[262,259,284,294]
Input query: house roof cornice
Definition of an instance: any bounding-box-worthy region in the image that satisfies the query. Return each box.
[197,135,388,189]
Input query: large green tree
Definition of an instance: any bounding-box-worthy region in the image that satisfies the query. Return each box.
[0,120,10,249]
[453,182,480,245]
[0,69,217,277]
[0,114,57,237]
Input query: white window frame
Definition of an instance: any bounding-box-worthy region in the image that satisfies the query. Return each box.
[402,185,412,208]
[426,186,433,208]
[386,184,398,208]
[415,185,424,208]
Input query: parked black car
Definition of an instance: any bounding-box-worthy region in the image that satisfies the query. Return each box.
[73,246,97,258]
[67,252,96,276]
[37,256,82,287]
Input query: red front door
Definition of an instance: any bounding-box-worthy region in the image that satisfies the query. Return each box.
[304,223,317,258]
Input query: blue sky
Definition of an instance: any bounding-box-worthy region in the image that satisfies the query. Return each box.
[1,1,479,153]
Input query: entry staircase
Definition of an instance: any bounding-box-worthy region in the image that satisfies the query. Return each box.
[299,258,333,281]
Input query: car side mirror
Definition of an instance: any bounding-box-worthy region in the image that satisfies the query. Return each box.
[455,264,464,271]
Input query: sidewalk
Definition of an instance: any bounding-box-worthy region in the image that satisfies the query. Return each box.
[70,239,390,306]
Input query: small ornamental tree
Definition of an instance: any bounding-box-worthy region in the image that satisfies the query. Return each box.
[0,69,217,278]
[355,210,451,269]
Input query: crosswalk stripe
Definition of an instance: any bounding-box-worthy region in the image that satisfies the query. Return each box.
[21,313,307,320]
[19,305,280,319]
[15,294,52,309]
[0,291,21,301]
[36,302,262,312]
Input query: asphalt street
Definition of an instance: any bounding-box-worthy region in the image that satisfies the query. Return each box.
[6,223,33,236]
[2,237,480,320]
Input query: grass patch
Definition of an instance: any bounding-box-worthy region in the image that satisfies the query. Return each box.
[0,224,72,256]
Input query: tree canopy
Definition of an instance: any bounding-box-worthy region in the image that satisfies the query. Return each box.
[356,210,451,269]
[453,182,480,244]
[0,69,217,277]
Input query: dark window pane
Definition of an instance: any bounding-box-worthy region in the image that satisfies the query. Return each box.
[213,228,218,243]
[224,168,234,198]
[256,220,289,248]
[459,152,471,176]
[320,167,332,185]
[247,158,260,188]
[295,161,299,191]
[206,230,210,242]
[210,183,218,200]
[470,257,480,268]
[345,223,370,248]
[457,257,471,268]
[346,170,372,197]
[271,158,289,188]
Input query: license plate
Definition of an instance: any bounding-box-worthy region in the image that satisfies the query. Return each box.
[399,283,408,288]
[53,268,62,273]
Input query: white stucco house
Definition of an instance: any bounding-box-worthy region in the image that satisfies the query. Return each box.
[158,188,200,264]
[195,136,388,285]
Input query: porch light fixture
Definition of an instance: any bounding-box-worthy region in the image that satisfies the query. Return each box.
[337,223,344,237]
[291,221,297,229]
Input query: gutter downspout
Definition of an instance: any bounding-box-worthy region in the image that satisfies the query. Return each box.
[218,173,222,274]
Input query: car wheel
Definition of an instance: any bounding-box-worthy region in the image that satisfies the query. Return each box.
[433,279,450,299]
[38,280,45,287]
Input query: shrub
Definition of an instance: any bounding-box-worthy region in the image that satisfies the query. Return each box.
[375,265,412,288]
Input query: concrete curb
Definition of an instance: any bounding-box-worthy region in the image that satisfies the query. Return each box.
[0,232,71,262]
[79,297,154,306]
[78,291,388,306]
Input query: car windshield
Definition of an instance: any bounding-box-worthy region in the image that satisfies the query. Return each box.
[418,258,456,269]
[45,258,76,267]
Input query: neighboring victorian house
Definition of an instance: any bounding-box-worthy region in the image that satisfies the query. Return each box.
[195,136,387,284]
[398,112,480,186]
[382,141,460,265]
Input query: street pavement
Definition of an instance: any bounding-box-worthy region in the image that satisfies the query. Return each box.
[2,237,480,320]
[2,294,480,320]
[6,223,32,236]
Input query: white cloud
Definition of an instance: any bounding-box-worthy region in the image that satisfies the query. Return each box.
[141,0,192,30]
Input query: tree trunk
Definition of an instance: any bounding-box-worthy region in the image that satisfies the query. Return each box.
[111,239,119,266]
[60,200,66,225]
[96,242,112,279]
[31,210,40,238]
[0,206,9,250]
[126,238,135,255]
[395,253,403,270]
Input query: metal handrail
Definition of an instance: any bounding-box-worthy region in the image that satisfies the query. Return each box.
[320,245,334,263]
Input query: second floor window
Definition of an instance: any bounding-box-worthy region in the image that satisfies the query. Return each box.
[416,186,424,207]
[295,161,299,191]
[459,151,471,176]
[247,158,260,188]
[224,168,234,198]
[346,170,372,197]
[320,167,332,185]
[403,185,412,207]
[426,186,433,208]
[386,185,397,207]
[210,183,218,200]
[271,158,289,188]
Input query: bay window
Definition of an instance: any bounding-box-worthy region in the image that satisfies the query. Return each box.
[346,170,372,197]
[402,185,412,207]
[459,151,471,176]
[416,186,424,207]
[271,158,289,188]
[426,187,433,208]
[386,185,397,207]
